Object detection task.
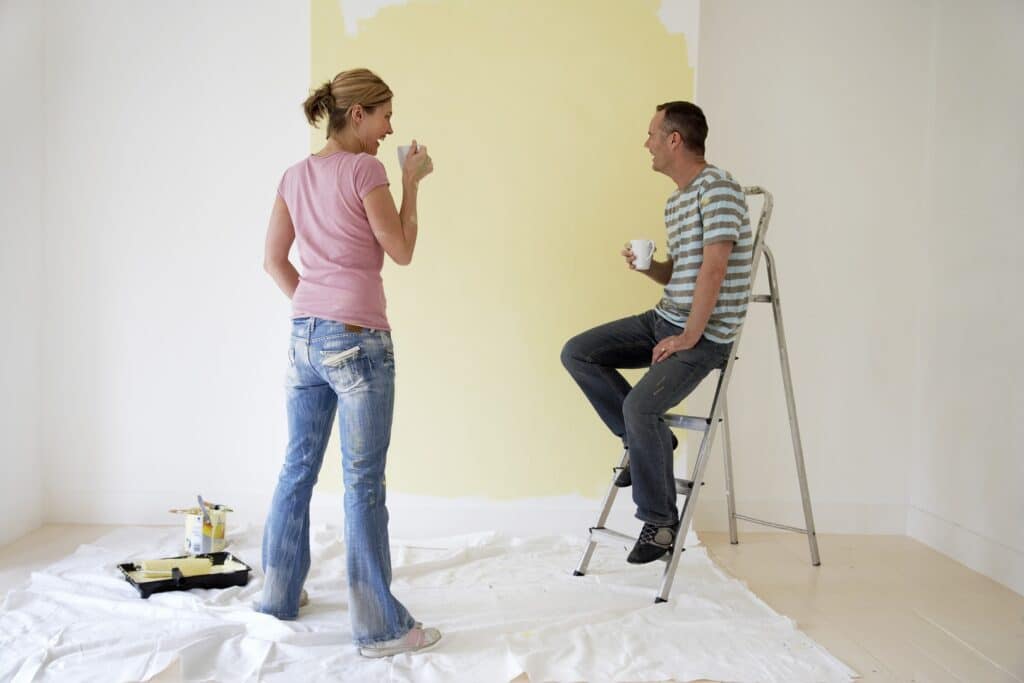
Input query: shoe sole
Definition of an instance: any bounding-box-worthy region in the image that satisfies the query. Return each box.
[626,545,672,564]
[359,632,442,658]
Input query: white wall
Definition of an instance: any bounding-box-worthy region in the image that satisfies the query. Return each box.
[697,0,1023,594]
[909,0,1024,596]
[40,0,310,526]
[28,0,1022,593]
[0,0,44,546]
[694,0,932,535]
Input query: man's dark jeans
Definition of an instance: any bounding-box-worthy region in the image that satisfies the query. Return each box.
[561,310,731,526]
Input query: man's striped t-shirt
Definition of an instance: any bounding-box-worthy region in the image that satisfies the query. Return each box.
[654,165,753,344]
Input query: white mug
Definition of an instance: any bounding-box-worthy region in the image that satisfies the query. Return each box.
[630,239,656,270]
[397,144,413,167]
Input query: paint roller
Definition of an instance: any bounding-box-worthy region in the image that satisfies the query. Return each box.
[138,557,214,577]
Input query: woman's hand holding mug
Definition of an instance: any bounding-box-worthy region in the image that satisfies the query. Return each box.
[400,140,433,186]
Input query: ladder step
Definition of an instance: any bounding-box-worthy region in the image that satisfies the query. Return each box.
[588,527,671,563]
[675,478,695,494]
[663,413,710,432]
[750,294,772,303]
[589,527,633,546]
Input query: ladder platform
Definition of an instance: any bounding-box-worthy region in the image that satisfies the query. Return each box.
[663,413,712,432]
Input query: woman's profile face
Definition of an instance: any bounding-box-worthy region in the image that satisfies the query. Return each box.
[357,100,393,156]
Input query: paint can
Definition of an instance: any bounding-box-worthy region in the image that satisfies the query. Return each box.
[171,502,231,554]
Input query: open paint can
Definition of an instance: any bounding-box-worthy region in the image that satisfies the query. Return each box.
[171,502,231,554]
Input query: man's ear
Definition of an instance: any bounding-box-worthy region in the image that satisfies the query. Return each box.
[670,130,684,149]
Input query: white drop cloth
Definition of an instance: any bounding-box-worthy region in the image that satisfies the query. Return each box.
[0,525,855,682]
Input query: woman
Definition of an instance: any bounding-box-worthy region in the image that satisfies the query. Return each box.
[256,68,439,658]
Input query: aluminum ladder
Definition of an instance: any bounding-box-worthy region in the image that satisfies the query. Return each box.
[572,186,821,603]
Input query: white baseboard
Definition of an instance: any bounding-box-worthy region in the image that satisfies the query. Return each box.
[41,491,1022,595]
[46,487,907,537]
[43,487,647,540]
[0,507,42,548]
[312,492,653,541]
[907,505,1024,596]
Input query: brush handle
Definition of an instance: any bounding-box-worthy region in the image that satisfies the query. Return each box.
[197,494,212,524]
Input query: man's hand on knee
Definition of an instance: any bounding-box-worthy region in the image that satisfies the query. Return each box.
[651,332,699,364]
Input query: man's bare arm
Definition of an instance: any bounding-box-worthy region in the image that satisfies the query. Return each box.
[651,240,734,363]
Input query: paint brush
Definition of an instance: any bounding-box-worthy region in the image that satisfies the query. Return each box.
[197,494,212,525]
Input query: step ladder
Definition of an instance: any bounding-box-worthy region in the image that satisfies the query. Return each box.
[572,186,821,603]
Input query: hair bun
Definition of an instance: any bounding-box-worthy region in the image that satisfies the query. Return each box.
[302,68,392,138]
[319,82,335,111]
[303,81,336,126]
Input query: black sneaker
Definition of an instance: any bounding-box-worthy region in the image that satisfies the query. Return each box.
[627,521,679,564]
[614,433,679,488]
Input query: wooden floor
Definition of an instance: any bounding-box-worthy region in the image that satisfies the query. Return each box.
[700,531,1023,683]
[1,526,1021,682]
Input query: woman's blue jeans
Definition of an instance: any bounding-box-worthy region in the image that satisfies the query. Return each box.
[256,317,414,646]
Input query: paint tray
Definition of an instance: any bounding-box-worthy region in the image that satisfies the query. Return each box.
[118,552,251,599]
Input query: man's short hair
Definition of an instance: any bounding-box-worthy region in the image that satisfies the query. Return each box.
[656,101,707,155]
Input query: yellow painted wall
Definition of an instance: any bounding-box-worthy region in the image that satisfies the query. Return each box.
[311,0,694,499]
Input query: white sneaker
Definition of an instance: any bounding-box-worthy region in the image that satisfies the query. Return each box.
[358,626,442,658]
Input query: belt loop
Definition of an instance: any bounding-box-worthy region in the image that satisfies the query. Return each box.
[306,317,315,340]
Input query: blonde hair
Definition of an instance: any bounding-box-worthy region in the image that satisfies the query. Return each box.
[303,68,393,139]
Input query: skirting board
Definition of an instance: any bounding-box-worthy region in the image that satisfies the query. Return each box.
[43,487,906,539]
[907,505,1024,597]
[38,491,1020,595]
[0,504,42,548]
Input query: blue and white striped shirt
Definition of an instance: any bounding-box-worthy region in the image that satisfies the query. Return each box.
[654,165,753,344]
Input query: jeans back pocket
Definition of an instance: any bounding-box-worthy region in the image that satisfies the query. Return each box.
[320,345,370,392]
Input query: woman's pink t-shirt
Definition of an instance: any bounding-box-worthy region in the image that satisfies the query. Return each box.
[277,151,391,330]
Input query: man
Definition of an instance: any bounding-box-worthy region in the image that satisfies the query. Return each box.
[561,101,753,564]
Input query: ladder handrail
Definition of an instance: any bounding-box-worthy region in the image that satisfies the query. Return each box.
[742,186,774,290]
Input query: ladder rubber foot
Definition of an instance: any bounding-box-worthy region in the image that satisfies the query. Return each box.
[654,597,668,604]
[813,562,821,567]
[573,570,585,576]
